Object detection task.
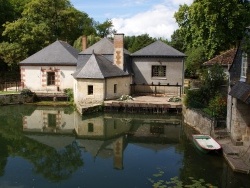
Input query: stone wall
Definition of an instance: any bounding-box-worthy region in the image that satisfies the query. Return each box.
[0,94,34,105]
[106,77,131,100]
[230,98,250,147]
[183,107,215,135]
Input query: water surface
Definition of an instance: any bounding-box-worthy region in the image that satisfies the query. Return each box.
[0,105,249,187]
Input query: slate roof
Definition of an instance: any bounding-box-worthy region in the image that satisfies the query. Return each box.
[79,37,130,55]
[25,135,75,150]
[203,48,237,67]
[131,40,186,57]
[73,53,129,79]
[229,81,250,104]
[19,40,79,66]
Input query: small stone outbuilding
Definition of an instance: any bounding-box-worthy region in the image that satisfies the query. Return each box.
[73,34,131,111]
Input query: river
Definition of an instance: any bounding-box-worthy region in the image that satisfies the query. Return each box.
[0,105,249,188]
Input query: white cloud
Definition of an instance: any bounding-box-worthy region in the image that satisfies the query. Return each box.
[112,4,178,39]
[71,0,193,39]
[170,0,193,6]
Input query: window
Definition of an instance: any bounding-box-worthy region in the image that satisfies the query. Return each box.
[241,52,248,79]
[150,125,164,134]
[88,85,93,95]
[152,66,166,77]
[48,114,56,127]
[88,123,94,132]
[47,72,55,85]
[114,84,117,93]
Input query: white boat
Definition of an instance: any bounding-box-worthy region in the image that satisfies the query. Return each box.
[192,134,222,153]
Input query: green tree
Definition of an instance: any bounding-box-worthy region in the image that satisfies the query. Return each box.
[73,35,101,51]
[9,0,30,19]
[0,0,94,68]
[170,29,186,53]
[127,34,156,53]
[175,0,250,59]
[185,46,205,78]
[95,19,116,38]
[185,64,226,108]
[0,0,15,42]
[124,35,136,51]
[200,63,226,100]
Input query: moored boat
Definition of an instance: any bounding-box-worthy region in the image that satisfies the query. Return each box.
[192,134,222,153]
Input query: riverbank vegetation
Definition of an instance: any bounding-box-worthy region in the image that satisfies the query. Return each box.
[184,64,227,118]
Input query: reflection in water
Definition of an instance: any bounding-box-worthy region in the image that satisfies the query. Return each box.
[0,105,249,187]
[74,113,182,170]
[23,106,75,134]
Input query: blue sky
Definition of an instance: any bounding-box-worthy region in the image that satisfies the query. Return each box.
[70,0,193,39]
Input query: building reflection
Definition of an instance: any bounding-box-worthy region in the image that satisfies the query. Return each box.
[22,108,182,170]
[23,106,76,134]
[75,112,182,170]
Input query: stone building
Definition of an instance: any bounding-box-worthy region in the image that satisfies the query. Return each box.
[72,34,132,112]
[19,34,185,111]
[131,40,186,95]
[227,29,250,147]
[19,40,79,93]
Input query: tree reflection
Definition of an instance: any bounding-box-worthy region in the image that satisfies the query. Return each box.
[31,142,83,182]
[0,105,84,182]
[0,135,8,176]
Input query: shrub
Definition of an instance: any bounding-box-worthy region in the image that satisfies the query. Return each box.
[208,94,227,118]
[20,89,34,97]
[184,89,205,108]
[63,88,74,102]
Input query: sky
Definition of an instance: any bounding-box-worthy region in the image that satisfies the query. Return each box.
[70,0,193,40]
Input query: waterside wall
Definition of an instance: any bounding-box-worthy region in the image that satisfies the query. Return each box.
[0,94,33,105]
[183,106,215,136]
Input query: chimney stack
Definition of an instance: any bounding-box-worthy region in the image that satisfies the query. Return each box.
[114,33,124,70]
[82,36,87,51]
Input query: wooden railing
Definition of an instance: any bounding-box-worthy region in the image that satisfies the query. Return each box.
[0,82,24,92]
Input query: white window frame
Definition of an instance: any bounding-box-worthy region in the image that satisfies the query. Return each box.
[241,52,248,81]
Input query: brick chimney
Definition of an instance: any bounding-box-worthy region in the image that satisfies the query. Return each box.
[114,33,124,70]
[82,35,87,51]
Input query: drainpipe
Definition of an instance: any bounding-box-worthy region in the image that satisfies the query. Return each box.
[181,59,185,96]
[104,79,107,100]
[229,97,233,133]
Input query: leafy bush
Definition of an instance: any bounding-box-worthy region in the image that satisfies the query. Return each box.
[184,89,205,108]
[168,96,181,102]
[208,94,227,118]
[184,64,227,113]
[63,88,74,102]
[20,89,34,97]
[117,94,134,101]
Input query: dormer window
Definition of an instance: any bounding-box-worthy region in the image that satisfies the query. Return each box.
[241,52,248,81]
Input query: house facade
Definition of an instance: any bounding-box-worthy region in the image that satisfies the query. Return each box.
[19,40,79,93]
[72,34,131,110]
[19,34,185,108]
[131,41,186,95]
[227,31,250,147]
